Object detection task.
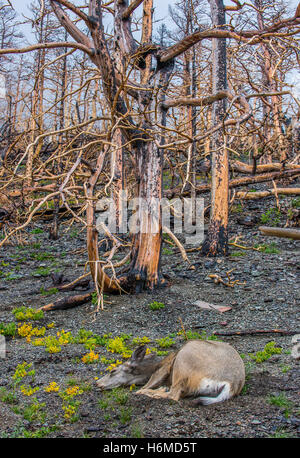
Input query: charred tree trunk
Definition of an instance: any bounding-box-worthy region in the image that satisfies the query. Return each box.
[50,30,68,240]
[201,0,228,256]
[127,138,164,292]
[254,0,285,163]
[126,60,173,292]
[141,0,153,85]
[110,128,125,233]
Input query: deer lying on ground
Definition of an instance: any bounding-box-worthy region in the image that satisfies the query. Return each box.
[96,340,245,405]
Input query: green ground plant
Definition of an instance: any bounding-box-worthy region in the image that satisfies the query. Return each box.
[178,329,219,341]
[12,307,44,321]
[148,301,165,311]
[155,336,175,348]
[230,250,246,257]
[260,207,281,226]
[291,197,300,208]
[267,393,293,418]
[32,267,52,277]
[255,242,280,254]
[0,322,17,336]
[249,341,282,363]
[40,287,59,296]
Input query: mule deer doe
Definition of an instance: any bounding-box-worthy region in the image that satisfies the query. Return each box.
[97,340,245,405]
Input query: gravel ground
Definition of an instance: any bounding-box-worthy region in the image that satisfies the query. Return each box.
[0,187,299,439]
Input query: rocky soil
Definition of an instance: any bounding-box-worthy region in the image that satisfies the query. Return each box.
[0,186,299,439]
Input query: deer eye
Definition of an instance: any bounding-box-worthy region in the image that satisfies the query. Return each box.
[131,368,141,375]
[122,366,132,373]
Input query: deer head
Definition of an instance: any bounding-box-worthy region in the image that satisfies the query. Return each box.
[96,345,159,390]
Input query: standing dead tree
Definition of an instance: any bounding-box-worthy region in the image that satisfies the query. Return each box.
[201,0,229,256]
[1,0,300,296]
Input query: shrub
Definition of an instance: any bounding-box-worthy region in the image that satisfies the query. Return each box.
[149,301,165,311]
[12,307,44,322]
[250,341,282,363]
[260,207,281,226]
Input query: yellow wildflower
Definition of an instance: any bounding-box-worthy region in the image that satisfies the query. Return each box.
[106,360,122,372]
[13,362,33,381]
[18,323,45,341]
[17,323,33,338]
[65,386,83,397]
[32,338,45,346]
[62,404,76,419]
[82,350,99,364]
[57,330,73,345]
[44,381,60,393]
[20,384,39,396]
[47,345,61,353]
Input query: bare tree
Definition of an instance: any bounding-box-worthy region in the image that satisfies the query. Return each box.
[201,0,229,256]
[1,0,300,298]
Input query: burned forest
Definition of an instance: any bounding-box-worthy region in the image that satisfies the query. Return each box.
[0,0,299,442]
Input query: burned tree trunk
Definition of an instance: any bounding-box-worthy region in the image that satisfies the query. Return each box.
[127,138,164,291]
[37,0,300,295]
[126,59,173,292]
[201,0,228,256]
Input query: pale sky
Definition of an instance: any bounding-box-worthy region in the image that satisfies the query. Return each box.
[4,0,300,98]
[9,0,174,40]
[9,0,300,41]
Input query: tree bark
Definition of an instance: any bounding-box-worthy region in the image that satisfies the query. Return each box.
[40,292,93,311]
[125,60,173,291]
[140,0,153,85]
[201,0,228,256]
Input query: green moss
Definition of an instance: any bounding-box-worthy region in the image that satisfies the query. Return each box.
[291,197,300,208]
[155,336,175,348]
[250,341,282,363]
[178,329,219,341]
[260,207,281,226]
[149,301,165,311]
[40,287,59,296]
[12,307,44,322]
[267,393,293,418]
[254,242,280,254]
[230,250,246,257]
[0,322,17,336]
[31,228,44,234]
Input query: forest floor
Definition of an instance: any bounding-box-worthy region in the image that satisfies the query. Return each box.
[0,180,299,439]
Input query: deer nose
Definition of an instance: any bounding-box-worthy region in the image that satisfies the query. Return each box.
[96,380,105,390]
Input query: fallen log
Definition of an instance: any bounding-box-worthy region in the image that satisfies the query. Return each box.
[54,273,91,291]
[40,292,93,311]
[236,188,300,200]
[231,161,300,174]
[165,169,300,198]
[197,161,300,175]
[212,329,300,337]
[259,226,300,240]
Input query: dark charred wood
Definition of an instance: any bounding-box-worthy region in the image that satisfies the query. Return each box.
[40,292,93,311]
[200,222,228,257]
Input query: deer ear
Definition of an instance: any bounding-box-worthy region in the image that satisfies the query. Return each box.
[131,345,147,362]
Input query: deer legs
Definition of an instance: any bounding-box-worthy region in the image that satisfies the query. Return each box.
[136,385,184,401]
[137,372,185,401]
[136,353,184,400]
